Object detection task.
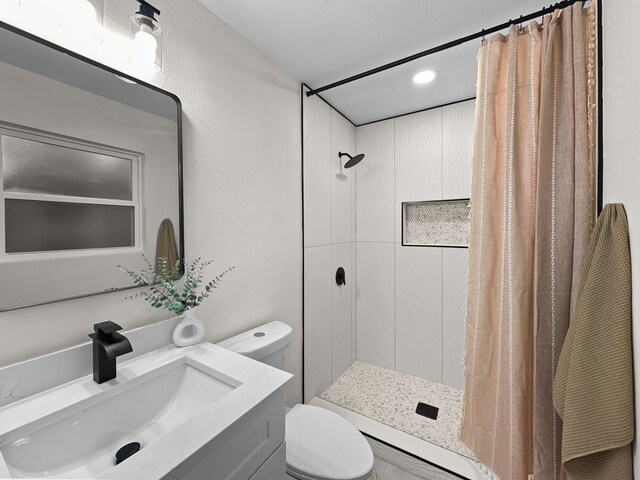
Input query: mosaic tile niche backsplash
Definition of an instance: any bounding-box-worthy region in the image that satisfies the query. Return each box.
[403,199,471,247]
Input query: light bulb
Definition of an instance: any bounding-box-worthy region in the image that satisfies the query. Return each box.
[413,70,438,85]
[132,23,157,64]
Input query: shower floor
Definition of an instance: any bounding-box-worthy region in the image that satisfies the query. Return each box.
[320,361,475,459]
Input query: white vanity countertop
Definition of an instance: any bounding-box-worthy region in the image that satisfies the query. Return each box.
[0,316,184,408]
[0,343,292,479]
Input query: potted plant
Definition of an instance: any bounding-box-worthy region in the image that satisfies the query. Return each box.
[117,256,235,346]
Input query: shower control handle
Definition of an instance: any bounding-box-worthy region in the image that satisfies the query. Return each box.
[336,267,346,286]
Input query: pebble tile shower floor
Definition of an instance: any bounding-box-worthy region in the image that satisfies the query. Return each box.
[321,361,475,458]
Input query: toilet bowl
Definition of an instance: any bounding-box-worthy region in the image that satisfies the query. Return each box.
[285,403,373,480]
[218,321,374,480]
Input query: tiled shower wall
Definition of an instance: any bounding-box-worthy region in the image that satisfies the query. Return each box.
[355,100,475,389]
[303,95,474,401]
[303,89,357,402]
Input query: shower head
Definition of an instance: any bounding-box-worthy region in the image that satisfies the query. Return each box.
[339,152,365,169]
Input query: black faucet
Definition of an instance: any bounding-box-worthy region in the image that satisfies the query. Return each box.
[89,321,133,384]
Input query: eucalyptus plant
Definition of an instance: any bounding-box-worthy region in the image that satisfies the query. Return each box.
[117,256,235,315]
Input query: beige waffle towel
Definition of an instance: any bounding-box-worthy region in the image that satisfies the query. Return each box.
[553,203,634,479]
[155,218,179,276]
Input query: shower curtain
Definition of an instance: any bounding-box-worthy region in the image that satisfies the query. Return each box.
[461,4,597,480]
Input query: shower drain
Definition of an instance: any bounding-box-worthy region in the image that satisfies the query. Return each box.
[415,402,439,420]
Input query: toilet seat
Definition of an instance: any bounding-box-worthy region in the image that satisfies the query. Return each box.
[285,405,374,480]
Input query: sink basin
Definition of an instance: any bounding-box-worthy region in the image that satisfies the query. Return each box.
[0,343,292,479]
[1,358,236,478]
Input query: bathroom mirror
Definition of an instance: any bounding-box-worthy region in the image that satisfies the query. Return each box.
[0,21,183,311]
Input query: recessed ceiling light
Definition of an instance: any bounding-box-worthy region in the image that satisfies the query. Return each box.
[413,70,437,85]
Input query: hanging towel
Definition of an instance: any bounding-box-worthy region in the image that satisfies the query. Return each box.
[155,218,179,276]
[553,203,634,479]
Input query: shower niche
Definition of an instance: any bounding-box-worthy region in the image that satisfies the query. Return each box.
[402,199,471,247]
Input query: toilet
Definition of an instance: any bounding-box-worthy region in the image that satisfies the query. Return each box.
[218,321,375,480]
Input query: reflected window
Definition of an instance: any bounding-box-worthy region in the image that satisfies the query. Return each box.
[0,126,139,255]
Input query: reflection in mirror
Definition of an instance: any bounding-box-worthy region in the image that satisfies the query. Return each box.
[0,22,183,311]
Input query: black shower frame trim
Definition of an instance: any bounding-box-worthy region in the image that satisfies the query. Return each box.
[596,0,603,214]
[301,82,356,127]
[306,0,591,98]
[0,19,185,312]
[300,83,306,403]
[357,96,477,128]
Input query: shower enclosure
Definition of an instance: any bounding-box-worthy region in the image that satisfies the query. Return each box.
[302,84,476,466]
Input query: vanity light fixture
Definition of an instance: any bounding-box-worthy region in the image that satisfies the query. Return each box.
[412,69,437,85]
[131,0,162,73]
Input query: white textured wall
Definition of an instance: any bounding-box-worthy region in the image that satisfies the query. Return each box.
[302,89,356,402]
[0,0,303,404]
[601,0,640,474]
[355,100,474,389]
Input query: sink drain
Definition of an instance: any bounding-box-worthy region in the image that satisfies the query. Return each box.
[115,442,141,465]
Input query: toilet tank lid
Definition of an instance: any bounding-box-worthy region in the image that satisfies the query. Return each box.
[217,321,292,360]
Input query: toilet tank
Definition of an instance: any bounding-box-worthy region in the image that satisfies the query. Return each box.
[217,321,292,370]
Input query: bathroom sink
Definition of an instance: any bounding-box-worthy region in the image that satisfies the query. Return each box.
[0,343,292,479]
[1,359,235,478]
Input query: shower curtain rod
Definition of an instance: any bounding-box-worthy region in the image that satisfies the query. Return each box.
[306,0,588,97]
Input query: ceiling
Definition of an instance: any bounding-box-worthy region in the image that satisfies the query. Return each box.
[198,0,544,125]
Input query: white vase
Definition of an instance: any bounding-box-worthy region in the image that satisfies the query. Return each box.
[172,308,205,347]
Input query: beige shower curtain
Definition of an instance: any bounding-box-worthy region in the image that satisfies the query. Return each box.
[461,4,597,480]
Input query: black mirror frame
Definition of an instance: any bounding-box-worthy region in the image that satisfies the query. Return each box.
[0,19,185,312]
